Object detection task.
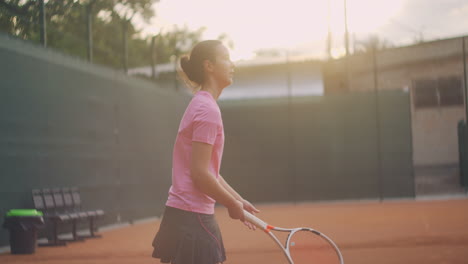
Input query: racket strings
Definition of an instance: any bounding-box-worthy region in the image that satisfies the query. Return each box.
[288,230,341,264]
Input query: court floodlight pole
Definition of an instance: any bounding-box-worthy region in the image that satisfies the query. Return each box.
[372,47,383,201]
[343,0,350,92]
[285,50,297,204]
[326,0,332,60]
[343,0,349,57]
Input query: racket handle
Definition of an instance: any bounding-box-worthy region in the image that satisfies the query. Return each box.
[243,210,269,230]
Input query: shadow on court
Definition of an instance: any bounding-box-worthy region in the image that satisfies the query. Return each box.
[1,198,468,264]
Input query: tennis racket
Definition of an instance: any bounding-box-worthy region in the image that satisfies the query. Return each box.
[244,210,344,264]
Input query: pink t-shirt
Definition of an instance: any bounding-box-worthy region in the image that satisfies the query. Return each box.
[166,91,225,214]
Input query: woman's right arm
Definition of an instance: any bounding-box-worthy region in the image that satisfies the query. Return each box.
[190,141,245,221]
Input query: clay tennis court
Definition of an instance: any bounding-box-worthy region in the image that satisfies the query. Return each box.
[1,198,468,264]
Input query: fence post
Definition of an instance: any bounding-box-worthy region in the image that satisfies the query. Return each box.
[86,2,94,62]
[458,120,468,188]
[122,20,128,74]
[39,0,47,47]
[151,35,156,79]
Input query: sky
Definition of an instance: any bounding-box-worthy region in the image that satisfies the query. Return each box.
[135,0,468,61]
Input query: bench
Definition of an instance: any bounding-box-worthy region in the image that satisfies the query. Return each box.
[68,187,105,238]
[31,187,105,246]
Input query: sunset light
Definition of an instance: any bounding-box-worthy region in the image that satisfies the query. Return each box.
[141,0,406,60]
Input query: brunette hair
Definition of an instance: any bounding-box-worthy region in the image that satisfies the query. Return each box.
[179,40,222,90]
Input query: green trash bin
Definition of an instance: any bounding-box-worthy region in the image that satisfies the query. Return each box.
[2,209,45,254]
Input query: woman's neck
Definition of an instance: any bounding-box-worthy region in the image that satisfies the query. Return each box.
[200,80,223,100]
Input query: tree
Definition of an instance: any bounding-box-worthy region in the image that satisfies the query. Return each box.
[152,26,205,64]
[0,0,44,42]
[92,0,156,70]
[0,1,226,73]
[0,0,158,69]
[217,33,234,50]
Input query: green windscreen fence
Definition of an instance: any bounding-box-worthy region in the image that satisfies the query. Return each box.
[0,34,190,246]
[220,91,414,203]
[0,34,414,247]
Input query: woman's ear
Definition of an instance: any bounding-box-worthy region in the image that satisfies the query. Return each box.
[203,59,214,73]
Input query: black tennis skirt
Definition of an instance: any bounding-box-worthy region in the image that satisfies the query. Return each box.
[152,206,226,264]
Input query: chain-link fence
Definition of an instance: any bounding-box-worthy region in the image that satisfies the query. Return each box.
[0,1,155,73]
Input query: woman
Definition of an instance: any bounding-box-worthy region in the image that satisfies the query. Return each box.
[152,40,259,264]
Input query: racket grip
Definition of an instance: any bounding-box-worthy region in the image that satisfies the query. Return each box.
[243,210,268,230]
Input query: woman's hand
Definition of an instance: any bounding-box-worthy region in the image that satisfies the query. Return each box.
[242,199,260,214]
[241,199,260,230]
[227,200,245,221]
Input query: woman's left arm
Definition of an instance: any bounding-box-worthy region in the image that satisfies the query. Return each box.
[218,175,260,214]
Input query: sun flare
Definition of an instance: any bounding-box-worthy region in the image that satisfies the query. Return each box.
[147,0,406,60]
